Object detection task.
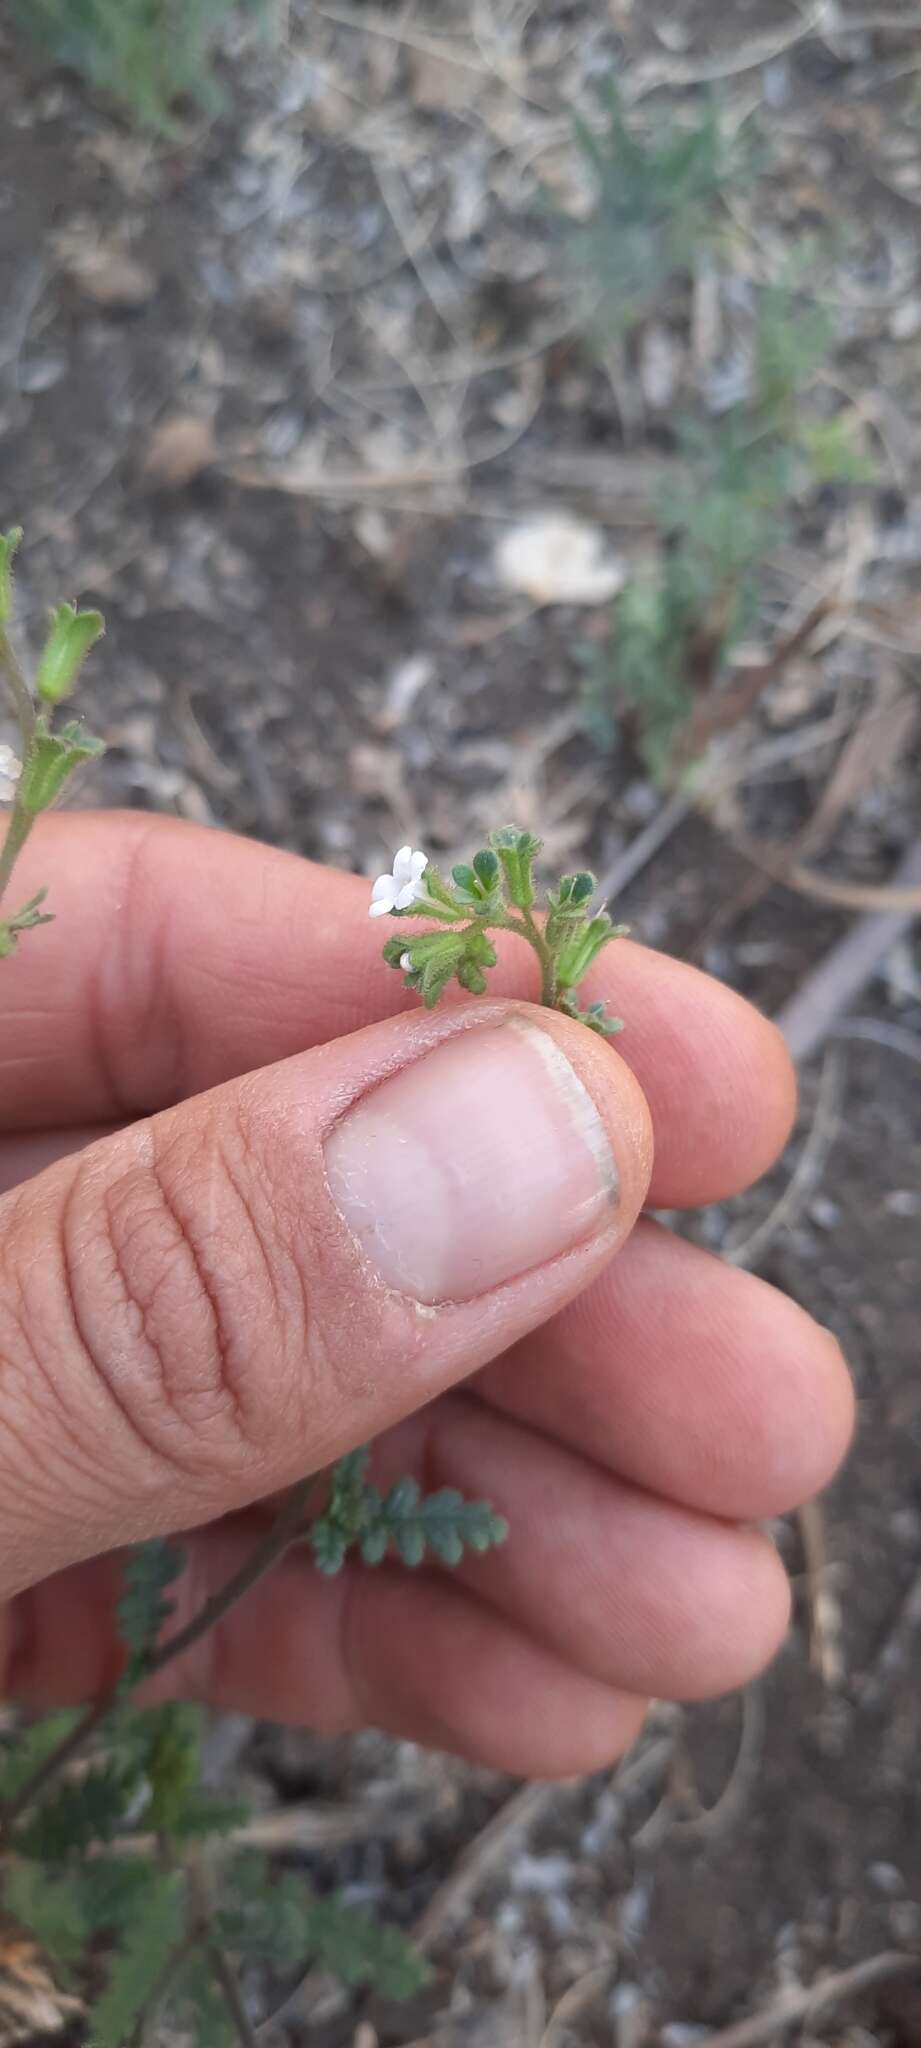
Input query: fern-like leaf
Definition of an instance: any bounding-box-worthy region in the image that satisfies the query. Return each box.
[310,1454,507,1575]
[216,1855,431,2000]
[13,1761,133,1862]
[116,1537,185,1684]
[88,1869,184,2048]
[373,1480,508,1568]
[303,1894,432,1999]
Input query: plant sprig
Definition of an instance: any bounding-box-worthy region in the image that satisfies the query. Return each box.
[372,830,627,1035]
[0,527,105,949]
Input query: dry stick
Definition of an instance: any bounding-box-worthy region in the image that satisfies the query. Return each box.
[0,1478,314,1844]
[797,1494,845,1690]
[773,835,921,1065]
[697,1950,919,2048]
[725,1047,843,1271]
[412,1734,674,1955]
[667,1685,767,1846]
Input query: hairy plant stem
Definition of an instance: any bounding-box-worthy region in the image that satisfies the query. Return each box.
[132,1927,200,2048]
[0,802,33,915]
[486,907,559,1007]
[0,1478,315,1844]
[518,907,558,1006]
[188,1853,259,2048]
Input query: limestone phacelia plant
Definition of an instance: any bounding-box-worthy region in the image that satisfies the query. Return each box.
[0,532,512,2044]
[371,833,627,1036]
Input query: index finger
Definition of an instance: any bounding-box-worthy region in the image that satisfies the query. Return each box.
[2,811,795,1205]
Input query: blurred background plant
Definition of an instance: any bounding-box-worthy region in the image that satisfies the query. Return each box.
[13,0,273,130]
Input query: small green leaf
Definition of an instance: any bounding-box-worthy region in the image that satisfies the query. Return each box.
[310,1518,349,1575]
[0,527,22,623]
[35,601,105,704]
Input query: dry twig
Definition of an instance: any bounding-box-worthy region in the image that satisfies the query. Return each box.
[725,1049,843,1270]
[697,1950,920,2048]
[797,1496,846,1689]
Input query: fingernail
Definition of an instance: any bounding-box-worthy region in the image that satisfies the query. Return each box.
[324,1019,617,1304]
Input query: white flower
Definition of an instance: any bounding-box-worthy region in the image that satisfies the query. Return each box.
[0,745,22,805]
[400,952,413,971]
[368,845,429,918]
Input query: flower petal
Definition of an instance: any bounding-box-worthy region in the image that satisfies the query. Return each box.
[368,895,393,918]
[394,883,420,910]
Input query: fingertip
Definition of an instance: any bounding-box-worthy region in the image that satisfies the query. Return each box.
[680,1527,792,1701]
[596,945,799,1206]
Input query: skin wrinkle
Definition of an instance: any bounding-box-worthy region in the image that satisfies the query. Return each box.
[0,1200,143,1539]
[92,819,190,1117]
[61,1163,180,1480]
[141,1134,255,1448]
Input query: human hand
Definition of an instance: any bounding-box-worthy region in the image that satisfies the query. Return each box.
[0,814,853,1775]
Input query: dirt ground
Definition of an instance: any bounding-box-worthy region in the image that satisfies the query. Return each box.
[1,3,921,2044]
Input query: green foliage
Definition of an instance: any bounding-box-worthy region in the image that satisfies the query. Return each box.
[301,1893,432,1999]
[217,1853,432,1999]
[571,84,750,339]
[88,1869,184,2048]
[590,285,872,780]
[12,1761,133,1863]
[0,1714,80,1802]
[14,0,272,132]
[1,1861,89,1977]
[116,1536,186,1685]
[311,1446,509,1574]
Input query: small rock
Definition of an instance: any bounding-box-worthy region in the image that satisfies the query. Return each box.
[889,297,921,342]
[62,238,156,311]
[142,415,217,490]
[494,511,624,607]
[868,1860,904,1895]
[890,1899,921,1943]
[808,1195,842,1230]
[19,352,66,394]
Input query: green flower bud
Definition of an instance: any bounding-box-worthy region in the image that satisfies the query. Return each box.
[36,603,105,705]
[489,826,542,910]
[18,721,105,815]
[0,528,22,624]
[555,912,617,989]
